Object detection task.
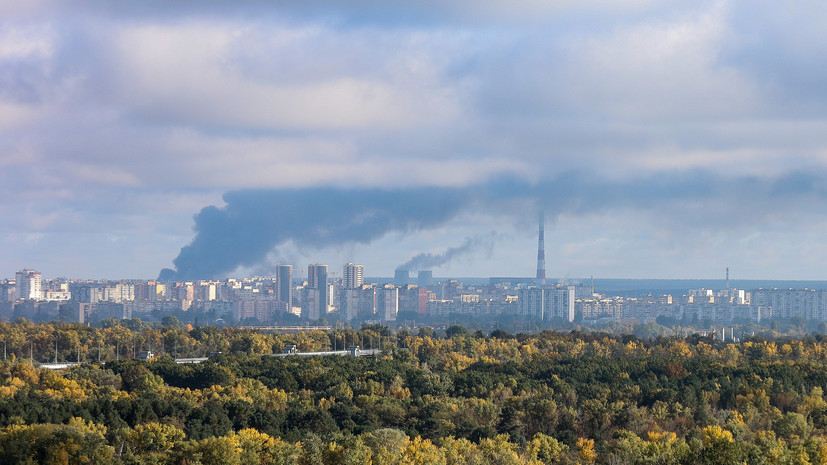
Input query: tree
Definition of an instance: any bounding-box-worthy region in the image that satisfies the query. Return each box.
[123,422,185,454]
[490,329,514,339]
[576,437,597,465]
[230,332,270,355]
[688,425,742,465]
[528,433,568,464]
[120,364,163,392]
[323,435,371,465]
[446,325,467,339]
[0,420,116,465]
[418,327,435,338]
[235,428,300,465]
[190,436,243,465]
[161,315,183,329]
[364,428,409,464]
[299,433,324,465]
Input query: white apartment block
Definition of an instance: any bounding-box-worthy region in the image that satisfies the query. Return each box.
[15,269,42,300]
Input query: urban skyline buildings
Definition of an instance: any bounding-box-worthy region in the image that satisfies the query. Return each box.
[307,264,327,290]
[15,269,42,301]
[277,265,293,310]
[343,263,364,289]
[304,264,329,321]
[9,264,827,328]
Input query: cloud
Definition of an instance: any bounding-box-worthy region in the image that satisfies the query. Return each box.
[0,23,53,63]
[3,0,827,279]
[102,22,463,132]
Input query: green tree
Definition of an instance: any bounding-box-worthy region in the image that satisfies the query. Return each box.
[686,425,743,465]
[123,422,185,453]
[364,428,409,464]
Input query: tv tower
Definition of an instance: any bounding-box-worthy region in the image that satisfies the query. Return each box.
[536,211,546,285]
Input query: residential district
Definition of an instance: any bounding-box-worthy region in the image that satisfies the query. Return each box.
[2,266,826,328]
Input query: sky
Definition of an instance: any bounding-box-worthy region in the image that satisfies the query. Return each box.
[2,0,827,281]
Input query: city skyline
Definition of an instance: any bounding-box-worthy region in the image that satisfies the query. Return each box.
[3,2,827,280]
[10,263,827,327]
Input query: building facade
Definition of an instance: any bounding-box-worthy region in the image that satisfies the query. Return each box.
[277,265,293,311]
[305,264,328,319]
[15,269,42,301]
[343,263,364,289]
[376,284,398,321]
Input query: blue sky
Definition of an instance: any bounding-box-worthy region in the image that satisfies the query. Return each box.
[2,1,827,280]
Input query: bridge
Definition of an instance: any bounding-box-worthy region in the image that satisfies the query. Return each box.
[40,362,84,370]
[270,348,381,358]
[174,357,210,364]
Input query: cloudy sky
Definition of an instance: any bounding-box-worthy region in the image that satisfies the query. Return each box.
[2,0,827,281]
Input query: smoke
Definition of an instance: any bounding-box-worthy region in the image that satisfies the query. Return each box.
[397,235,493,272]
[159,186,476,281]
[159,171,827,281]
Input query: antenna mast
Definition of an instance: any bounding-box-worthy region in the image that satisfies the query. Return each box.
[536,211,546,285]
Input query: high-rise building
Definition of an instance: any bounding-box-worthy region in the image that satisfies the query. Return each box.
[109,282,136,303]
[545,285,575,322]
[69,282,105,303]
[341,283,376,321]
[0,280,16,302]
[302,288,322,320]
[343,263,364,289]
[340,288,361,321]
[358,284,376,318]
[376,284,399,321]
[15,269,42,301]
[418,288,429,315]
[518,288,544,319]
[398,284,422,314]
[277,265,293,310]
[308,264,328,289]
[327,282,335,312]
[305,264,328,319]
[194,281,218,301]
[517,285,575,322]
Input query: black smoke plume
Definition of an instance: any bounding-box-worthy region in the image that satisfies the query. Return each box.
[159,171,827,281]
[397,236,491,272]
[159,186,475,281]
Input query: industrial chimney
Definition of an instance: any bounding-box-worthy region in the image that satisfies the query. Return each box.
[394,269,410,286]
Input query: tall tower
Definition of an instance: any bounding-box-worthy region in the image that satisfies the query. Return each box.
[307,264,328,289]
[725,267,730,290]
[343,263,364,289]
[306,264,328,318]
[536,211,546,285]
[277,265,293,310]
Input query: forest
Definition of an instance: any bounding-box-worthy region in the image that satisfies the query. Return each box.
[2,320,827,463]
